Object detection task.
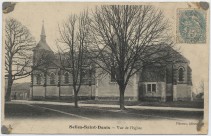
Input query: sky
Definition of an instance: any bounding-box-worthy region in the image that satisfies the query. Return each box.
[2,2,209,93]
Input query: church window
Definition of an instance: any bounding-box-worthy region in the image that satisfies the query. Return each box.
[152,84,156,92]
[50,73,55,84]
[147,84,151,92]
[110,66,116,82]
[178,67,184,82]
[36,74,41,85]
[64,72,69,84]
[146,83,157,93]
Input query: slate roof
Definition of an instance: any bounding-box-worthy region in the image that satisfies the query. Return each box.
[35,40,52,51]
[146,45,190,64]
[168,47,190,63]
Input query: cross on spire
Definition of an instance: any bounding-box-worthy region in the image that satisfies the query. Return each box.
[40,20,46,41]
[41,20,45,36]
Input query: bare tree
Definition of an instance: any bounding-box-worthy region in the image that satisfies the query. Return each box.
[196,80,204,94]
[90,5,175,110]
[5,18,35,101]
[199,80,204,93]
[57,11,92,108]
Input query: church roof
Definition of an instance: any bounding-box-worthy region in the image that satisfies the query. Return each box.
[34,21,53,52]
[36,40,52,51]
[144,45,190,64]
[167,46,190,64]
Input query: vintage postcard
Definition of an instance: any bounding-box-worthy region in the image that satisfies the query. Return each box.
[1,1,209,135]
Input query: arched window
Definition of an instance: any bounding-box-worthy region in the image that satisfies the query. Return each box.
[178,67,184,82]
[36,74,41,85]
[50,73,55,85]
[64,72,69,84]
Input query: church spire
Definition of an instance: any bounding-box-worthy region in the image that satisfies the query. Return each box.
[35,20,52,52]
[40,20,46,41]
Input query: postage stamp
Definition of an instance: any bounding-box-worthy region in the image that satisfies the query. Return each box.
[177,9,206,44]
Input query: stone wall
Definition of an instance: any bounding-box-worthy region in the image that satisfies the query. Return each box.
[60,86,73,96]
[32,84,95,99]
[97,74,138,101]
[166,84,173,96]
[78,85,95,97]
[46,86,58,97]
[176,84,192,101]
[33,86,45,97]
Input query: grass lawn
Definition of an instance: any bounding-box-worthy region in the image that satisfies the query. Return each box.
[32,98,204,109]
[79,100,204,109]
[4,103,72,119]
[33,99,75,103]
[4,103,203,120]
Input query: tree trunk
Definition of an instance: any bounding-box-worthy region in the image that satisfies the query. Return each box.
[74,91,79,108]
[119,86,126,110]
[5,61,13,102]
[5,77,13,102]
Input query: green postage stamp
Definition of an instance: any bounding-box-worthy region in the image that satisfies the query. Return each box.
[177,9,206,44]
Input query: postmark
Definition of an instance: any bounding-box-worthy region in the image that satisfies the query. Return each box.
[177,9,206,44]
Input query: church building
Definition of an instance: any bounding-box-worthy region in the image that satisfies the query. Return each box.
[30,23,193,102]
